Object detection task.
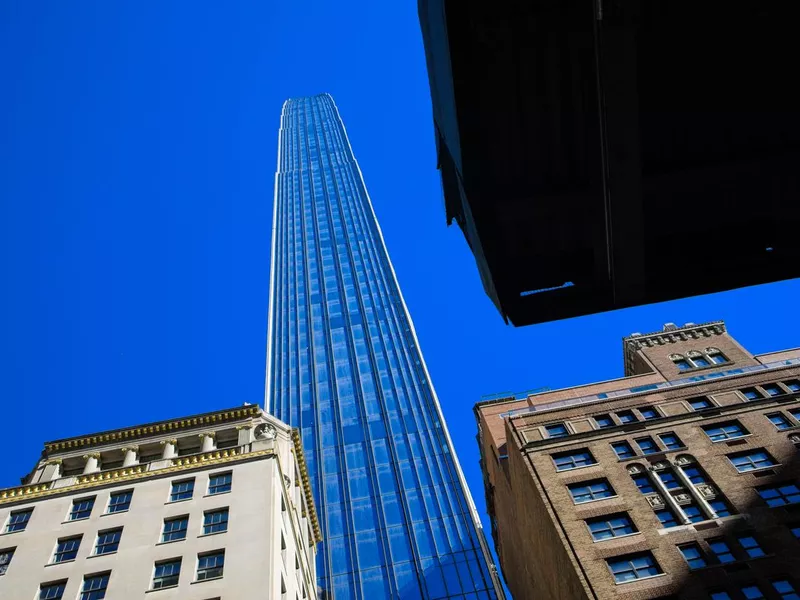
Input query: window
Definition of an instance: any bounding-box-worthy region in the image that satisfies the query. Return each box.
[94,529,122,556]
[657,470,681,490]
[606,551,662,583]
[674,358,692,371]
[709,539,735,564]
[791,526,800,539]
[655,508,680,528]
[709,499,732,517]
[586,513,637,541]
[741,587,765,600]
[544,423,569,438]
[729,450,776,473]
[568,479,615,503]
[764,383,784,397]
[689,397,714,411]
[0,547,14,575]
[216,437,238,449]
[152,559,181,589]
[552,449,596,471]
[692,356,711,368]
[80,573,109,600]
[617,410,638,424]
[69,497,95,521]
[682,503,705,523]
[52,536,81,563]
[659,433,683,450]
[769,413,794,430]
[631,473,655,494]
[594,414,614,429]
[635,437,660,455]
[38,582,67,600]
[742,388,763,401]
[682,464,708,485]
[758,483,800,507]
[710,593,732,600]
[4,508,32,533]
[107,491,132,514]
[639,407,660,420]
[785,380,800,393]
[170,479,195,502]
[612,442,636,459]
[792,409,800,422]
[197,550,225,581]
[737,536,765,559]
[708,352,729,365]
[678,543,707,569]
[703,421,748,442]
[772,579,800,600]
[203,508,229,535]
[208,473,232,495]
[162,516,189,543]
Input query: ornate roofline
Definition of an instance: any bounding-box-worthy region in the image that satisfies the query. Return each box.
[44,405,261,454]
[622,321,726,375]
[291,428,323,544]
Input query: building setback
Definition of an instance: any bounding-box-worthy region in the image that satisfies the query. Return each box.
[267,94,503,599]
[0,405,319,600]
[476,321,800,599]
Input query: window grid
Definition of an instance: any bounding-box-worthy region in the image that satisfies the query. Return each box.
[639,407,660,420]
[742,586,766,600]
[738,536,765,559]
[729,450,776,473]
[0,547,14,576]
[703,421,747,442]
[772,579,800,599]
[612,442,635,459]
[758,483,800,507]
[568,479,615,504]
[80,573,109,600]
[606,552,661,583]
[709,539,735,564]
[678,543,706,569]
[170,479,195,502]
[586,513,636,541]
[635,437,660,455]
[594,414,614,429]
[689,397,713,411]
[553,449,596,471]
[197,550,225,581]
[203,509,229,535]
[544,423,569,438]
[107,491,132,513]
[162,516,189,543]
[153,559,182,589]
[659,433,683,450]
[69,498,95,521]
[742,388,763,401]
[4,509,32,533]
[94,529,122,556]
[764,384,784,397]
[616,410,638,424]
[53,537,81,563]
[631,473,655,494]
[38,582,67,600]
[208,473,232,495]
[768,413,794,431]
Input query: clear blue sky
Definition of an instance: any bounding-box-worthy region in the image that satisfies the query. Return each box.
[1,0,798,560]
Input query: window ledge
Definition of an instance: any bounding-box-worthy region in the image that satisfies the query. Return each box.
[156,538,186,546]
[574,495,620,506]
[191,576,224,585]
[102,510,129,517]
[203,491,231,498]
[88,551,117,559]
[709,434,753,444]
[0,530,24,537]
[592,531,642,544]
[737,465,781,475]
[46,559,76,567]
[555,464,599,474]
[198,531,227,538]
[165,498,193,505]
[614,572,667,586]
[146,585,179,593]
[62,517,91,524]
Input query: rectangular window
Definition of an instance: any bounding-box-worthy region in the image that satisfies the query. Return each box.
[197,550,225,581]
[785,380,800,393]
[107,491,132,514]
[710,593,732,600]
[80,573,109,600]
[606,551,662,583]
[792,526,800,539]
[162,516,189,543]
[738,536,765,559]
[682,503,705,523]
[38,582,67,600]
[709,539,735,564]
[544,423,569,438]
[594,414,614,429]
[208,473,232,496]
[710,354,729,365]
[692,356,711,368]
[791,409,800,422]
[568,479,615,503]
[552,449,596,471]
[631,473,655,494]
[612,442,636,459]
[53,536,81,563]
[152,559,181,589]
[639,407,660,420]
[674,359,692,371]
[682,465,707,485]
[659,433,683,450]
[94,529,122,556]
[586,513,637,541]
[763,384,784,397]
[772,579,800,599]
[635,437,660,455]
[729,450,776,473]
[203,509,229,535]
[655,508,680,528]
[768,413,793,430]
[678,543,707,569]
[616,410,638,424]
[0,547,14,576]
[170,479,195,502]
[69,497,95,521]
[709,499,732,517]
[741,587,765,600]
[703,421,748,442]
[4,508,32,533]
[657,470,681,489]
[742,388,763,401]
[689,397,714,411]
[758,483,800,507]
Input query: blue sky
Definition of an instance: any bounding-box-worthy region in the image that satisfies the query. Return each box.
[1,0,798,565]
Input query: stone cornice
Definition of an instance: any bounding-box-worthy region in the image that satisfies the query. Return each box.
[291,428,322,544]
[623,321,726,375]
[44,406,261,455]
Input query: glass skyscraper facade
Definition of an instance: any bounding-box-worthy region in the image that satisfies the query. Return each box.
[266,94,503,600]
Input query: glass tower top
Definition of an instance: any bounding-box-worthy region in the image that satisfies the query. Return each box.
[266,94,503,599]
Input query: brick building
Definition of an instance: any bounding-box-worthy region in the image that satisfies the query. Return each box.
[476,321,800,599]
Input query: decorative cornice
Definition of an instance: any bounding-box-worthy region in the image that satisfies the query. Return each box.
[623,321,726,375]
[82,452,101,460]
[45,459,63,466]
[44,406,261,454]
[0,448,275,505]
[160,439,177,446]
[198,432,216,439]
[121,445,139,453]
[291,428,322,544]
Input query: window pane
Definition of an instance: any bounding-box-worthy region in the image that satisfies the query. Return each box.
[742,586,766,599]
[738,536,765,559]
[69,498,95,521]
[612,442,635,459]
[730,450,776,473]
[544,423,569,438]
[208,473,232,495]
[53,537,81,563]
[639,407,660,420]
[772,580,800,600]
[606,552,661,583]
[594,415,614,429]
[659,433,683,450]
[553,449,596,471]
[631,473,655,494]
[153,559,181,589]
[635,437,660,455]
[170,480,194,502]
[586,513,636,541]
[678,543,706,569]
[758,484,800,507]
[80,573,109,600]
[5,509,33,533]
[197,551,225,580]
[39,582,67,600]
[568,479,614,503]
[703,421,747,442]
[107,491,132,513]
[203,509,229,535]
[655,509,679,528]
[689,398,713,410]
[617,410,638,424]
[162,517,188,542]
[709,540,735,564]
[769,414,793,430]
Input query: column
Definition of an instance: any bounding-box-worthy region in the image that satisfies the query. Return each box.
[160,439,178,460]
[82,452,101,474]
[42,459,62,481]
[121,446,139,468]
[199,432,216,453]
[649,466,690,524]
[674,461,718,519]
[236,424,253,446]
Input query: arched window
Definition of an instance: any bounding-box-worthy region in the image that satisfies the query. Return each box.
[686,351,710,368]
[704,347,729,365]
[670,354,692,372]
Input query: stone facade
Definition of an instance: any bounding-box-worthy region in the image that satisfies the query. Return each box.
[476,322,800,600]
[0,405,319,600]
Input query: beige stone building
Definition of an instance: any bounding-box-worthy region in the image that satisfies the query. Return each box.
[476,321,800,600]
[0,404,319,600]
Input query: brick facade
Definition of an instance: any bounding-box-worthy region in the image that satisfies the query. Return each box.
[477,322,800,599]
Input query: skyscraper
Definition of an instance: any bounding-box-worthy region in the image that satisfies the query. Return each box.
[266,94,503,599]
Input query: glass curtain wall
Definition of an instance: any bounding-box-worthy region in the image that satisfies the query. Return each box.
[266,94,501,600]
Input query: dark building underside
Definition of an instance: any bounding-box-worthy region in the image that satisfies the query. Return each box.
[419,0,800,326]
